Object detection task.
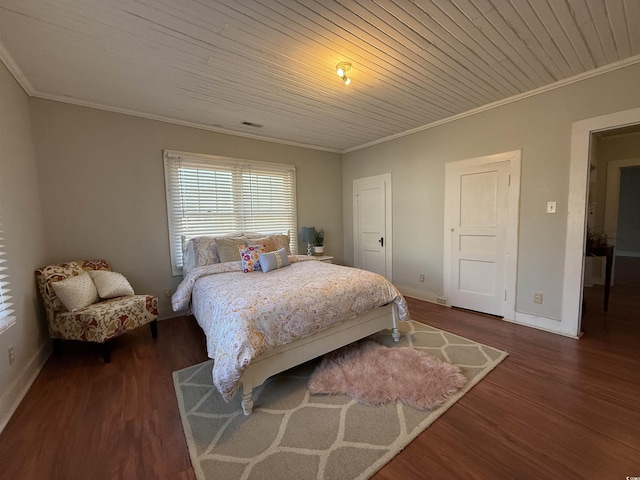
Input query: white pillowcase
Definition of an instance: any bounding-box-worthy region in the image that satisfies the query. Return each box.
[52,272,99,312]
[89,270,135,298]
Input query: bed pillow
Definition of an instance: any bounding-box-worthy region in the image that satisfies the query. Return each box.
[216,237,247,263]
[270,234,291,254]
[181,236,197,274]
[51,272,99,311]
[249,236,277,252]
[89,270,135,298]
[248,234,291,254]
[259,247,290,273]
[191,236,221,267]
[239,245,265,272]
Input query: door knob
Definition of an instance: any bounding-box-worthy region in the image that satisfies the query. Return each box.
[379,237,384,247]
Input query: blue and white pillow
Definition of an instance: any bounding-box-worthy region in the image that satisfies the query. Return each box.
[259,248,290,272]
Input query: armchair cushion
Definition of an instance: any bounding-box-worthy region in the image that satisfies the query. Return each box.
[89,270,135,299]
[51,272,99,312]
[51,295,158,343]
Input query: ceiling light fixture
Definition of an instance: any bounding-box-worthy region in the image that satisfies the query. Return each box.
[336,62,352,85]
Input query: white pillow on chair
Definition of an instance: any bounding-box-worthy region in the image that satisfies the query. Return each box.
[89,270,135,299]
[52,272,99,311]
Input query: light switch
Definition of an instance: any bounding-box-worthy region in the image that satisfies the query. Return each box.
[547,201,557,214]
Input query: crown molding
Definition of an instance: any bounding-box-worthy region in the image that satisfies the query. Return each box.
[0,41,35,95]
[2,35,639,156]
[343,54,640,154]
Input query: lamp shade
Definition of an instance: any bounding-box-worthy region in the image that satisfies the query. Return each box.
[300,226,316,244]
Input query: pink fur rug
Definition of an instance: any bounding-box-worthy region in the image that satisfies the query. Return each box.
[308,340,467,410]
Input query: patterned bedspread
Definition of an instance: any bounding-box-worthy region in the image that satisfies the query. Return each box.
[172,257,410,402]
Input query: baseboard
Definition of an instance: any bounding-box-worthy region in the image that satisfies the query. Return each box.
[0,341,52,434]
[158,305,184,320]
[510,312,580,339]
[395,285,444,305]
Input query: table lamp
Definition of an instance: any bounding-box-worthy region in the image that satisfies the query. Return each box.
[300,226,316,256]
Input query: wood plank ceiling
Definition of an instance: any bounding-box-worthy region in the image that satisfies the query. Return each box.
[1,0,639,152]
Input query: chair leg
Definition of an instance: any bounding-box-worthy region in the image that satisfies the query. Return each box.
[52,338,63,356]
[150,320,158,339]
[102,342,111,363]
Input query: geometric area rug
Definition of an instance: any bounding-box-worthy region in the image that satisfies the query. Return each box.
[173,321,508,480]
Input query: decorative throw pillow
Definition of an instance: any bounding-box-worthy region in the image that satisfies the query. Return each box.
[239,244,265,272]
[259,247,290,273]
[51,272,99,312]
[89,270,135,298]
[216,237,247,263]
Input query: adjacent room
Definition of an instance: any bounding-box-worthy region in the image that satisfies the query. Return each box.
[1,1,639,478]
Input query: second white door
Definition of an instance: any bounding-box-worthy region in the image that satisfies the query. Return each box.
[445,159,511,317]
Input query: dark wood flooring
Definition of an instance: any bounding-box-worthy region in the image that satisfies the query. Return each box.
[0,285,638,480]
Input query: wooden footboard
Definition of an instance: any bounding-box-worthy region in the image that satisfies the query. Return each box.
[239,302,400,415]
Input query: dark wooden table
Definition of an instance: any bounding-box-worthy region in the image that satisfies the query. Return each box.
[586,244,614,311]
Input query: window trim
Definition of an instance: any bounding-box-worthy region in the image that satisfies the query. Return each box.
[0,219,15,334]
[163,150,298,276]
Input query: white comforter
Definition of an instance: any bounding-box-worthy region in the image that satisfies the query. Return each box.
[172,258,410,401]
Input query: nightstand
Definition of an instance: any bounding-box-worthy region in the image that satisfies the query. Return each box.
[314,255,334,264]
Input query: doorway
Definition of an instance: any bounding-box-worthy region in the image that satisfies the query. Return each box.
[353,173,392,281]
[565,107,640,337]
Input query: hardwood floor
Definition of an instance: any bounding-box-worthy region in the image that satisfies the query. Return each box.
[1,287,638,480]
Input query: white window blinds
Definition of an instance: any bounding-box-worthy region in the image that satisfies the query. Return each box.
[0,219,15,333]
[164,150,297,275]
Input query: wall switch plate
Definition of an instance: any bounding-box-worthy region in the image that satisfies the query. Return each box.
[534,292,543,304]
[546,201,557,213]
[419,275,425,282]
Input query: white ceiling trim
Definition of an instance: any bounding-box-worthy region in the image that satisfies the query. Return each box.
[31,87,344,154]
[0,41,34,94]
[344,54,640,154]
[0,42,341,154]
[2,35,639,156]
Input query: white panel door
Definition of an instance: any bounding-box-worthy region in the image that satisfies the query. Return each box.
[448,161,510,316]
[354,174,392,280]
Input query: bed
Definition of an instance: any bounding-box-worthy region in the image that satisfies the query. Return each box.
[172,241,410,415]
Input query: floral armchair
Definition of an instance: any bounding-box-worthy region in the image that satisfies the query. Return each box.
[35,259,158,362]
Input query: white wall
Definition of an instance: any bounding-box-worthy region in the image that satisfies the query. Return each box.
[616,166,640,256]
[594,131,640,232]
[0,62,49,431]
[342,62,640,334]
[29,99,343,318]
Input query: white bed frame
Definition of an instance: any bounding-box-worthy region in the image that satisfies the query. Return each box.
[239,302,400,415]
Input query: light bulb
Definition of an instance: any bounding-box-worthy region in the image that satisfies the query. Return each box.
[344,77,351,85]
[337,67,344,77]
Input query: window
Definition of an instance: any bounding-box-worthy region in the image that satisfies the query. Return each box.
[0,218,15,333]
[164,150,298,275]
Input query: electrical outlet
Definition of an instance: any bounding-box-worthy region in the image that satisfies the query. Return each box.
[419,275,425,283]
[534,292,543,304]
[8,346,15,365]
[436,296,447,305]
[164,289,171,298]
[546,201,557,214]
